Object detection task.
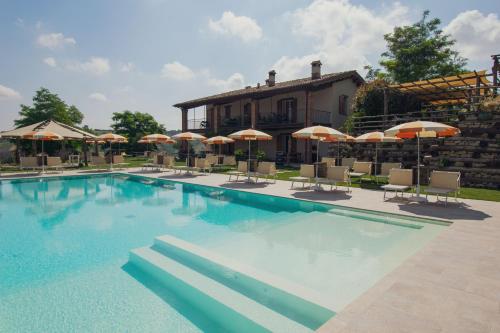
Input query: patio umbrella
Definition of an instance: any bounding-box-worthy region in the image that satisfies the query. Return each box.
[228,129,272,182]
[292,125,346,188]
[22,130,64,173]
[172,132,207,171]
[384,121,460,200]
[203,136,235,157]
[321,134,355,164]
[355,132,402,175]
[139,134,176,154]
[96,133,127,170]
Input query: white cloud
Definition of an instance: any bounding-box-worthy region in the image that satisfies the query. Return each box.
[37,32,76,49]
[89,92,107,102]
[0,84,21,100]
[444,10,500,62]
[120,62,135,72]
[67,57,111,75]
[206,72,245,92]
[43,57,57,67]
[161,61,195,80]
[273,0,409,79]
[208,11,263,42]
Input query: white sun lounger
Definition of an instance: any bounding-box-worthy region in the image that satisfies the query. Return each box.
[289,164,315,189]
[381,168,413,200]
[424,170,460,205]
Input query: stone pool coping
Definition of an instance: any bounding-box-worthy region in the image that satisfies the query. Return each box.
[2,168,499,332]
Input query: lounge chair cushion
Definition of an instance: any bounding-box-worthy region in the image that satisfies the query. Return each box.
[381,184,409,191]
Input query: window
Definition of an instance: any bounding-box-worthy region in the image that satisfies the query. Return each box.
[339,95,348,115]
[277,98,297,122]
[243,103,251,125]
[224,105,232,119]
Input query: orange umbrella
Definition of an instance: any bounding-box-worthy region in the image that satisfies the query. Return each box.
[384,121,460,198]
[141,134,175,143]
[97,133,128,170]
[355,132,402,175]
[229,129,272,182]
[203,136,235,156]
[23,130,64,173]
[321,134,355,164]
[293,126,346,187]
[172,132,207,170]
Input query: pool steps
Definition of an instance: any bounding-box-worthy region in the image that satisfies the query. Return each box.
[129,234,336,332]
[129,248,312,333]
[327,208,423,229]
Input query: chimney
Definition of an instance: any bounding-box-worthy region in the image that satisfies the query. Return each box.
[268,70,276,86]
[311,60,322,80]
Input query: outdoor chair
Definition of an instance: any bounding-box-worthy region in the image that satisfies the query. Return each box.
[46,157,64,173]
[142,155,163,171]
[321,157,336,167]
[254,162,277,183]
[289,164,315,189]
[89,156,108,170]
[227,161,247,181]
[163,156,176,170]
[376,162,402,183]
[350,161,372,182]
[424,170,460,205]
[341,157,356,170]
[317,166,351,192]
[20,157,40,171]
[223,155,236,166]
[194,158,212,174]
[112,155,129,169]
[206,155,219,166]
[381,169,413,200]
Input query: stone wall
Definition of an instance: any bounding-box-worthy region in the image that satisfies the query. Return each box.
[335,111,500,189]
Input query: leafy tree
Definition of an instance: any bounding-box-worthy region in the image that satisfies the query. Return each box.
[379,10,467,83]
[15,87,83,127]
[110,110,166,152]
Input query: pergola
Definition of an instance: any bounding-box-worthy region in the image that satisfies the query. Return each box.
[0,120,96,164]
[388,70,494,106]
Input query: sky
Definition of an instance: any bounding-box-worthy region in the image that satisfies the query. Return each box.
[1,0,499,131]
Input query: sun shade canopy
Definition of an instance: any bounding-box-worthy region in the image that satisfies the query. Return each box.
[0,120,96,140]
[228,129,272,141]
[389,71,492,105]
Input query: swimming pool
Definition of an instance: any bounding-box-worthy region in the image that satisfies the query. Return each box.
[0,174,447,332]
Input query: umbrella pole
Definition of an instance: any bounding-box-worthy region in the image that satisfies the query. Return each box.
[337,141,340,165]
[315,139,320,187]
[247,140,251,182]
[375,142,378,176]
[416,133,420,197]
[110,141,113,170]
[41,140,45,174]
[187,141,190,172]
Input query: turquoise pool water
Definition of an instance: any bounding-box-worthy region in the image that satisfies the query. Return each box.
[0,175,446,332]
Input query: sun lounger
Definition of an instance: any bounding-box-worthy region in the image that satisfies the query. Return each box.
[321,157,336,167]
[227,161,247,181]
[349,161,372,182]
[289,164,315,188]
[381,169,413,200]
[254,162,277,183]
[375,162,402,183]
[20,157,40,171]
[46,157,64,173]
[424,170,460,205]
[341,157,356,169]
[317,166,351,192]
[206,155,219,166]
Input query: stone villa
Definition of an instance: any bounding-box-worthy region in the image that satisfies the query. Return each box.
[174,61,364,163]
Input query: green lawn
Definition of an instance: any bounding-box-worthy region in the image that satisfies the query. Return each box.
[2,157,499,202]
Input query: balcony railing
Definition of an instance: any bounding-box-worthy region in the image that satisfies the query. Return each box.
[187,118,207,130]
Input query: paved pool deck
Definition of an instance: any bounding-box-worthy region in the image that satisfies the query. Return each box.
[2,168,499,332]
